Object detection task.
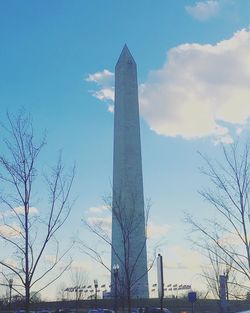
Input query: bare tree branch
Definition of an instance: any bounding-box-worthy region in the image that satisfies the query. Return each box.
[185,139,250,299]
[0,111,75,312]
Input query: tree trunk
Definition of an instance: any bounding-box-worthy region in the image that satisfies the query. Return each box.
[25,204,30,313]
[25,283,30,313]
[127,286,131,313]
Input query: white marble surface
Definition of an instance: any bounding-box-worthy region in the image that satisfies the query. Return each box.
[111,45,149,298]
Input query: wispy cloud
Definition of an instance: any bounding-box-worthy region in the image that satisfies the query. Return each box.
[85,204,112,235]
[147,222,170,238]
[0,207,38,237]
[85,205,170,239]
[13,206,38,216]
[86,69,114,106]
[0,224,22,237]
[0,258,17,268]
[86,216,112,234]
[185,0,220,21]
[45,255,57,264]
[70,261,89,272]
[163,245,204,272]
[87,205,108,214]
[92,88,114,102]
[86,69,113,83]
[1,206,39,218]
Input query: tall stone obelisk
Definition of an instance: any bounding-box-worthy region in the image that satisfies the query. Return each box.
[111,45,149,298]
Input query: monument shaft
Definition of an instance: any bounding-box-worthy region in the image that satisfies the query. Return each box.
[111,45,148,298]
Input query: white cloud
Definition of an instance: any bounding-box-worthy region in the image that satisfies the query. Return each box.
[185,0,220,21]
[108,104,114,113]
[2,206,39,218]
[93,88,114,102]
[86,206,170,239]
[0,207,38,238]
[169,246,203,270]
[140,28,250,143]
[0,258,17,268]
[85,204,112,235]
[87,29,250,143]
[0,224,22,237]
[86,69,114,83]
[13,206,38,215]
[71,261,88,272]
[86,70,114,106]
[86,216,112,234]
[147,222,170,238]
[45,255,57,264]
[87,205,108,214]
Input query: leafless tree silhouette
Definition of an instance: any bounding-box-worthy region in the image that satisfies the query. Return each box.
[185,139,250,298]
[80,196,158,312]
[0,111,75,312]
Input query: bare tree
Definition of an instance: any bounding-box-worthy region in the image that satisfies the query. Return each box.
[56,282,67,301]
[70,267,88,301]
[0,111,75,312]
[200,242,243,299]
[80,196,157,312]
[185,139,250,298]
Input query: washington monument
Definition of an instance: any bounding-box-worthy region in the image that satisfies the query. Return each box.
[111,45,149,298]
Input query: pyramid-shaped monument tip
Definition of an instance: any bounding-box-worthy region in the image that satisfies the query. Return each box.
[122,44,130,53]
[116,44,136,67]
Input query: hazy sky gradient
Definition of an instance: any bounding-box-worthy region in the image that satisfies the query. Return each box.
[0,0,250,300]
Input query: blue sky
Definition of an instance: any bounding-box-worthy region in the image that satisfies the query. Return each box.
[0,0,250,300]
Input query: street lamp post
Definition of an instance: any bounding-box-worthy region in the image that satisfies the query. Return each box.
[9,279,13,313]
[75,287,79,313]
[157,254,164,313]
[224,267,229,301]
[94,279,98,307]
[113,264,119,313]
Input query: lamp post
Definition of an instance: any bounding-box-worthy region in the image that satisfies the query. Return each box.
[75,287,79,313]
[224,267,229,301]
[157,254,164,313]
[94,279,98,307]
[9,278,13,313]
[113,264,119,313]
